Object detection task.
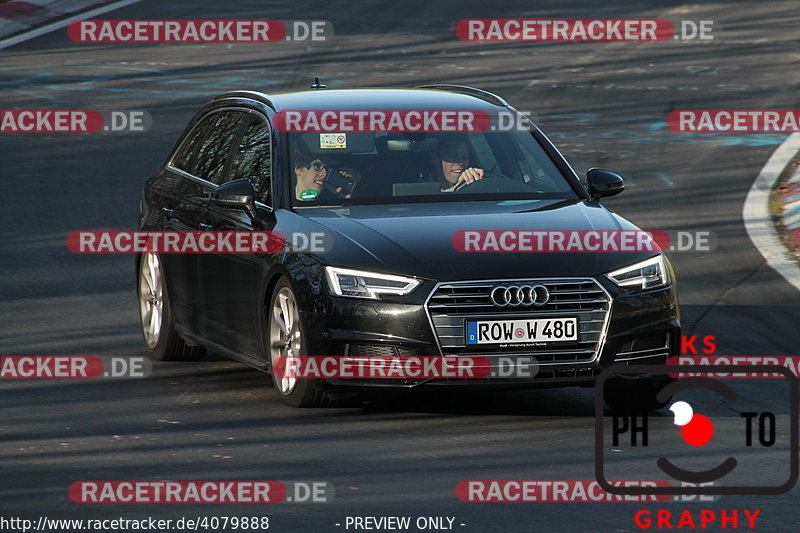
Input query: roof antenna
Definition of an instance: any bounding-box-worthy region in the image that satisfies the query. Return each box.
[310,76,327,89]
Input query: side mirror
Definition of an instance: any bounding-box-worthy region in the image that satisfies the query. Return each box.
[210,179,257,219]
[585,168,625,199]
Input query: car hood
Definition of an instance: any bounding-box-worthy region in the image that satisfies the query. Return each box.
[297,199,660,281]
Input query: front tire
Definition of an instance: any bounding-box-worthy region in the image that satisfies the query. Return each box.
[267,278,328,407]
[138,252,204,362]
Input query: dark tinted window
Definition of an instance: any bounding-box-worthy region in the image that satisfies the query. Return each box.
[172,115,214,174]
[229,116,272,204]
[172,111,247,184]
[193,111,247,184]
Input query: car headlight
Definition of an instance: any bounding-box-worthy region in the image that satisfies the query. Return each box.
[325,266,420,299]
[606,254,670,291]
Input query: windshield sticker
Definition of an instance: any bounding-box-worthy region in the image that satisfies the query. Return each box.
[300,189,319,200]
[320,133,346,149]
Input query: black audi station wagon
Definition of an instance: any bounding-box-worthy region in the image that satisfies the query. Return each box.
[137,83,679,408]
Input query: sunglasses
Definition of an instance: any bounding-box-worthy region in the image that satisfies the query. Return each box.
[306,161,328,172]
[441,153,469,164]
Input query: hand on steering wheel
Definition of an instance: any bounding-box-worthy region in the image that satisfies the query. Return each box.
[453,167,485,191]
[453,170,513,192]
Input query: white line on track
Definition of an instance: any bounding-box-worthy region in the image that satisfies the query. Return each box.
[0,0,142,50]
[742,132,800,292]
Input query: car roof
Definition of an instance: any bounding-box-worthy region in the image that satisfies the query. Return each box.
[217,88,510,112]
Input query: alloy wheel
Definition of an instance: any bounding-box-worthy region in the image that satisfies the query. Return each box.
[269,287,302,394]
[138,252,164,349]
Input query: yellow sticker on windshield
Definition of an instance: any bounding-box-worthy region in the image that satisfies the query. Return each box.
[320,133,346,149]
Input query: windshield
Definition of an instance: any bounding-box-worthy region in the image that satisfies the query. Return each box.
[288,130,580,206]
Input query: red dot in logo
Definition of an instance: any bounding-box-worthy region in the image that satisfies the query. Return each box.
[681,414,714,446]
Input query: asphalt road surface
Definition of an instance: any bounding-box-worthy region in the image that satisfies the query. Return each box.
[2,1,800,531]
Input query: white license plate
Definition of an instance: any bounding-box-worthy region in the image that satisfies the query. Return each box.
[466,318,578,344]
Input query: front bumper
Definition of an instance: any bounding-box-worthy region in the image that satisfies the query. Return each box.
[298,276,679,391]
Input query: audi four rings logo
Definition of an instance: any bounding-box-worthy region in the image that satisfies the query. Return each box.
[489,285,550,307]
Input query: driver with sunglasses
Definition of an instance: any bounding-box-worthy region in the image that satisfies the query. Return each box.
[293,151,353,202]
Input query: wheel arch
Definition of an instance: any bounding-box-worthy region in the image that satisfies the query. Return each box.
[256,256,327,365]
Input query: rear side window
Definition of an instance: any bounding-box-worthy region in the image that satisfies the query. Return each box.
[229,116,272,205]
[172,115,213,174]
[194,111,248,184]
[172,110,248,184]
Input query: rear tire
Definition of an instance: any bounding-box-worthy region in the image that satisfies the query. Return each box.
[267,278,329,407]
[138,252,205,362]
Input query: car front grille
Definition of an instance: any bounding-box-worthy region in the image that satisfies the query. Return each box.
[425,278,611,365]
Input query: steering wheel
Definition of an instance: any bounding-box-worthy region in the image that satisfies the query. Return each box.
[452,172,530,193]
